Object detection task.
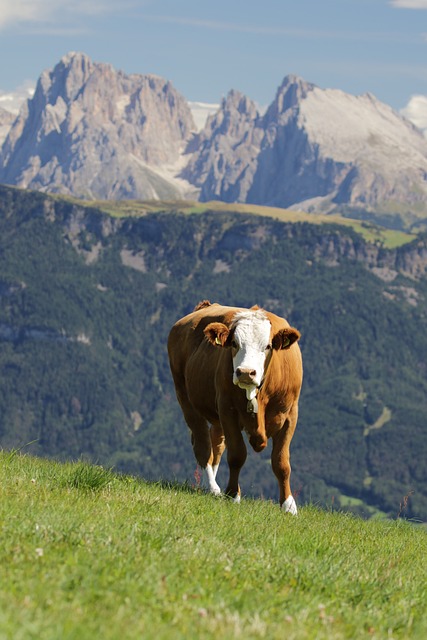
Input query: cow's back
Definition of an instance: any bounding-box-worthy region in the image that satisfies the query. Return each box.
[168,304,233,362]
[168,302,236,364]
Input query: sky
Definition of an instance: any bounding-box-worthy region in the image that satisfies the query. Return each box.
[0,0,426,129]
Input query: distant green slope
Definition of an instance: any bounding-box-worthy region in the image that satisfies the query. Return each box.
[1,452,426,640]
[68,195,415,249]
[1,185,427,520]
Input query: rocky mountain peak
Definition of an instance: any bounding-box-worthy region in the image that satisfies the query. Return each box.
[30,52,96,123]
[223,89,259,115]
[201,89,260,140]
[263,74,315,125]
[0,53,196,199]
[181,89,263,202]
[1,55,427,229]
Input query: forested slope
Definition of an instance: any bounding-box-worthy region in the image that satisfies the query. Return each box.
[0,185,426,519]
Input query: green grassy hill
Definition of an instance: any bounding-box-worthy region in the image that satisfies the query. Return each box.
[1,452,426,640]
[1,185,427,521]
[67,195,415,249]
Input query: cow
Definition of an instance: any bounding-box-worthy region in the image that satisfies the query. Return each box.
[167,300,303,514]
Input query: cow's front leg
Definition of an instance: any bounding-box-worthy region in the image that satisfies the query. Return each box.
[200,423,225,496]
[210,422,225,478]
[271,407,298,515]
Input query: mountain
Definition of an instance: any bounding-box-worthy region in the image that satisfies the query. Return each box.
[1,53,427,230]
[187,75,427,229]
[0,184,427,520]
[181,90,263,202]
[0,52,197,200]
[0,107,15,148]
[259,77,427,222]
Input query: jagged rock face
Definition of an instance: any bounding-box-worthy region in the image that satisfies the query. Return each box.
[290,84,427,215]
[248,76,351,207]
[0,53,196,200]
[182,90,263,202]
[1,55,427,227]
[187,75,427,223]
[0,107,15,148]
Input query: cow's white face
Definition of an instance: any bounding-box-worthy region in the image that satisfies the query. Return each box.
[231,311,272,391]
[204,309,300,403]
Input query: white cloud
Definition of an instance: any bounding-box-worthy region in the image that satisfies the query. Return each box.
[0,81,35,114]
[391,1,427,8]
[0,1,136,30]
[401,95,427,137]
[188,101,219,131]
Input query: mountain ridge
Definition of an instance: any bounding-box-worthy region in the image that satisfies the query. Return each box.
[0,52,197,201]
[1,52,427,230]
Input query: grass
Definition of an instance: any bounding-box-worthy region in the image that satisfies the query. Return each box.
[1,452,426,640]
[182,201,415,249]
[57,194,415,249]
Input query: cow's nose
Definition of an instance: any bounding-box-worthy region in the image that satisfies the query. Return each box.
[236,367,257,384]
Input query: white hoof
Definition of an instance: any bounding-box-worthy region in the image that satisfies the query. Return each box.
[205,464,221,495]
[282,495,298,515]
[233,494,241,504]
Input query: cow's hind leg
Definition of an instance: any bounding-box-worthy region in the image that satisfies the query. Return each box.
[176,390,221,495]
[271,406,298,515]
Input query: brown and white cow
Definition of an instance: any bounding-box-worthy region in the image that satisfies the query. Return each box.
[167,300,303,514]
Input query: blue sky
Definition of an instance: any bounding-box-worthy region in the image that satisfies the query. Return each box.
[0,0,426,116]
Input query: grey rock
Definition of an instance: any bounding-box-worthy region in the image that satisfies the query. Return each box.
[0,107,16,148]
[187,75,427,226]
[0,52,196,200]
[182,90,263,202]
[2,56,427,229]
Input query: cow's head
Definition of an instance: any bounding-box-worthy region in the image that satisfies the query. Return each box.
[204,309,300,392]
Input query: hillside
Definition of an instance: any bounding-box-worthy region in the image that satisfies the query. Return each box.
[0,185,427,520]
[1,452,426,640]
[84,197,415,249]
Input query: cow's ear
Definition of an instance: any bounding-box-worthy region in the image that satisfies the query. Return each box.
[204,322,231,347]
[272,327,301,350]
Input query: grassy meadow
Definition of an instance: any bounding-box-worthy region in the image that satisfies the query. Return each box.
[1,451,426,640]
[71,196,414,249]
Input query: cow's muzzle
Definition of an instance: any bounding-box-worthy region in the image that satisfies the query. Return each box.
[235,367,257,386]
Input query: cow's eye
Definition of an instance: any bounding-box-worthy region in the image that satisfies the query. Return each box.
[231,340,238,349]
[265,344,272,351]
